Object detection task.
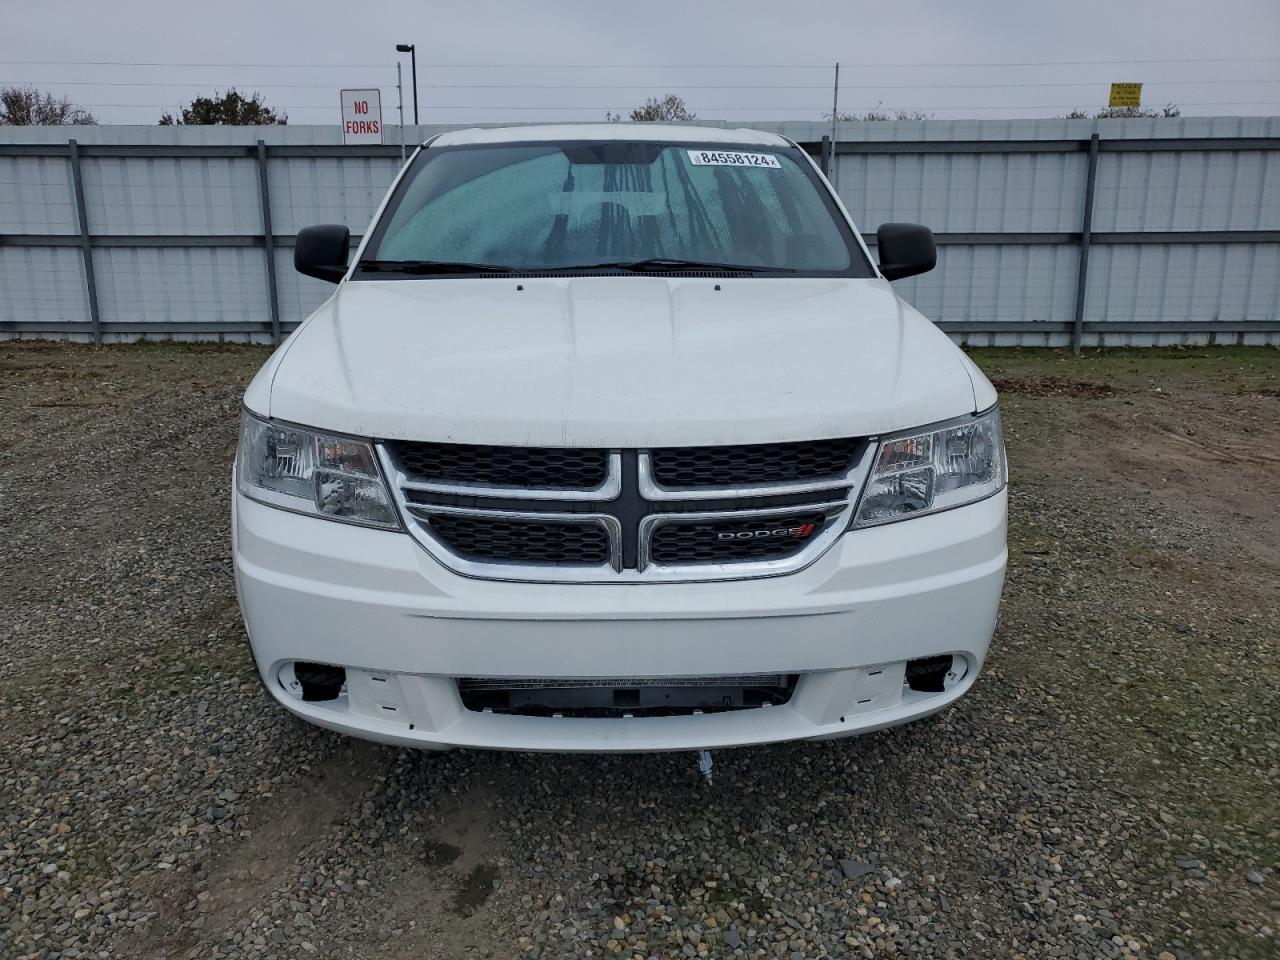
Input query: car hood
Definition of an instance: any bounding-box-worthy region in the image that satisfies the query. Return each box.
[261,276,982,447]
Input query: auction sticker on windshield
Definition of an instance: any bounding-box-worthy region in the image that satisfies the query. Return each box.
[687,150,781,168]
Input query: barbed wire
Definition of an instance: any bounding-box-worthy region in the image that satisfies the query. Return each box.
[3,57,1279,68]
[6,78,1279,90]
[6,57,1277,122]
[54,100,1280,112]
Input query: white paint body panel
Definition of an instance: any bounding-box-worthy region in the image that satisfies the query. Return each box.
[234,488,1006,752]
[263,277,980,446]
[431,123,792,149]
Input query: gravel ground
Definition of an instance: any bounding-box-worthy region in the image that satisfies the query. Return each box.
[1,342,1277,960]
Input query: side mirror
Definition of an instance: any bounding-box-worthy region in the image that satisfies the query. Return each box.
[294,224,351,283]
[876,222,936,281]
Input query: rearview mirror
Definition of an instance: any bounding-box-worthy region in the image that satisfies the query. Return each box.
[876,222,936,282]
[294,224,351,283]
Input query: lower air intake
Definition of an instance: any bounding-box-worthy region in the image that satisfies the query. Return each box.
[457,675,796,717]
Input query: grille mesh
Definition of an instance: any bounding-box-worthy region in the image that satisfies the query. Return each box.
[387,441,609,489]
[649,512,830,564]
[650,438,861,487]
[424,513,610,566]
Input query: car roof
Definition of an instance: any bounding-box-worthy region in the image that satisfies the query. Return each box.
[428,123,792,149]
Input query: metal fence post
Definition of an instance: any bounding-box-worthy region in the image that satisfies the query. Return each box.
[819,135,831,177]
[1071,132,1100,354]
[256,139,282,345]
[68,139,102,345]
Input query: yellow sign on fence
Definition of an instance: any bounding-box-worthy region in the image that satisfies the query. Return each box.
[1109,83,1143,108]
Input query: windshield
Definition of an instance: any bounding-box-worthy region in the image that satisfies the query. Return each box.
[358,140,872,277]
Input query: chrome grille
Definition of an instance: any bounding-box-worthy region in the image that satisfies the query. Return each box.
[379,438,873,583]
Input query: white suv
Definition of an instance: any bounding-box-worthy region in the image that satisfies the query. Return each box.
[233,124,1007,752]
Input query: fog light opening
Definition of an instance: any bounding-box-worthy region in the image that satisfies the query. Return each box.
[905,655,954,693]
[292,662,347,702]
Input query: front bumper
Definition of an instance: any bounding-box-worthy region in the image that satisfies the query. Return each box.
[233,488,1006,752]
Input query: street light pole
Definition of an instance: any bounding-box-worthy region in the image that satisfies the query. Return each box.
[396,43,418,125]
[396,60,405,161]
[830,62,840,190]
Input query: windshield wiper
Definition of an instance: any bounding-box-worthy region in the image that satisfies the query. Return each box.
[356,257,795,276]
[554,257,796,274]
[356,259,515,275]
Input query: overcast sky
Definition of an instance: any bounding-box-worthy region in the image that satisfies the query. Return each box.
[4,0,1279,126]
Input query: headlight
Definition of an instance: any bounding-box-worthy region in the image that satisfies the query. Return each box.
[236,410,399,529]
[852,407,1005,528]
